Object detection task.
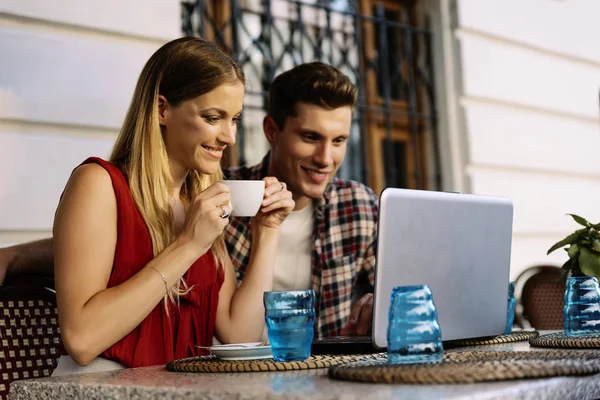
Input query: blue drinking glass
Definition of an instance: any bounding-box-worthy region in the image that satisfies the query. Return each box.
[387,285,443,364]
[564,276,600,336]
[264,290,315,362]
[504,281,516,335]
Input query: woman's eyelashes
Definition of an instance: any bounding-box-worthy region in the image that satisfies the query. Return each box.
[203,115,220,124]
[202,114,242,125]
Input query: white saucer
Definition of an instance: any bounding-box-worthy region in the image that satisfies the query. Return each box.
[205,342,273,361]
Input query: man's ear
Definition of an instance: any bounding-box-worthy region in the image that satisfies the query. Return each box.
[158,95,170,126]
[263,115,280,146]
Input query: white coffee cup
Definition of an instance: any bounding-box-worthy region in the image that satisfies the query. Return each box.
[219,180,266,217]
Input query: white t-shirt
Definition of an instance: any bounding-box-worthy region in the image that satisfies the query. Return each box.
[272,202,314,291]
[261,202,314,341]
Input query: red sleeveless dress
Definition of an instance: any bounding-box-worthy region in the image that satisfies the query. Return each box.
[79,157,224,367]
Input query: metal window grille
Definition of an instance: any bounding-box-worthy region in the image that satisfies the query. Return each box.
[181,0,440,192]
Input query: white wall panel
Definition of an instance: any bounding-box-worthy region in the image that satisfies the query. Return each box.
[0,132,115,231]
[469,168,600,236]
[457,0,600,65]
[459,32,600,119]
[464,100,600,175]
[0,0,180,40]
[0,25,160,129]
[0,1,179,246]
[509,235,565,280]
[454,1,600,278]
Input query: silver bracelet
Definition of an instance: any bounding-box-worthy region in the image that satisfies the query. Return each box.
[151,266,168,296]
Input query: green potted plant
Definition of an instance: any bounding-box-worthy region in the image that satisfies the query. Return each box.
[547,214,600,336]
[547,214,600,280]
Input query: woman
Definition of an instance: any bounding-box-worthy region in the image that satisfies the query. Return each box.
[52,37,294,374]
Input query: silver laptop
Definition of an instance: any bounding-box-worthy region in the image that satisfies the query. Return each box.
[372,188,513,349]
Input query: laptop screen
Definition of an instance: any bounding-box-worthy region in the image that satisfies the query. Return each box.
[372,189,513,348]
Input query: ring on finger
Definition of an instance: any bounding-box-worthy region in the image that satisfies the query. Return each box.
[219,205,230,219]
[280,182,286,191]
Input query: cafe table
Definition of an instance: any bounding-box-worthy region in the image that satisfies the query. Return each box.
[9,338,600,400]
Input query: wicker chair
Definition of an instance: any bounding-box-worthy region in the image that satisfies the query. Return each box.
[0,276,61,399]
[514,265,565,330]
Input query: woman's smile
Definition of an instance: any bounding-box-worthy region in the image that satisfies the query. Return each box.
[201,144,226,159]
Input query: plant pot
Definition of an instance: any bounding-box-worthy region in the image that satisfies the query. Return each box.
[564,276,600,336]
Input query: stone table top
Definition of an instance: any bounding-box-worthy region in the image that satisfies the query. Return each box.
[9,340,600,400]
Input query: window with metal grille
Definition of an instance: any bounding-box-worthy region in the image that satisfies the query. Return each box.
[181,0,440,194]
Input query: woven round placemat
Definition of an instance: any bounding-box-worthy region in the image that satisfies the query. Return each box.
[530,332,600,349]
[443,331,539,348]
[328,349,600,384]
[167,353,387,373]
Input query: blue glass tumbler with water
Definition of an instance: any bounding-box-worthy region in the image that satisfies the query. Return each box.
[264,290,315,362]
[504,281,516,335]
[387,285,443,364]
[564,276,600,336]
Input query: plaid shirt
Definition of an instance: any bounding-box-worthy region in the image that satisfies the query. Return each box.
[223,153,378,338]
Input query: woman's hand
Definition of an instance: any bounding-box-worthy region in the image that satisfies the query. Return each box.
[214,177,294,343]
[252,177,295,230]
[178,182,232,255]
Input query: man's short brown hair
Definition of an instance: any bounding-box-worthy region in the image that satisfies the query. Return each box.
[267,62,358,129]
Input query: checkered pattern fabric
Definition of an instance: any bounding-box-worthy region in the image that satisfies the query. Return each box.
[224,153,378,338]
[0,278,61,399]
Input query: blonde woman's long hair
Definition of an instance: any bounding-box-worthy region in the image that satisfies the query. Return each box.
[110,37,245,306]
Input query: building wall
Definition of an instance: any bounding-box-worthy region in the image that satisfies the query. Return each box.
[453,0,600,279]
[0,0,181,247]
[5,0,597,281]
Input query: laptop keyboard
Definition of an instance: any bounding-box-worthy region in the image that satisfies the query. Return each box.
[311,336,379,355]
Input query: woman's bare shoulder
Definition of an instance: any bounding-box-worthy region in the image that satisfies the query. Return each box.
[64,163,114,198]
[56,162,117,222]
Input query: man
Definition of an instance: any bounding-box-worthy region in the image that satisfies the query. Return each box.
[225,62,377,338]
[0,62,378,338]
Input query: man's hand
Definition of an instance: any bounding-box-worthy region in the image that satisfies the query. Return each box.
[340,293,373,336]
[0,252,7,284]
[0,245,16,284]
[0,239,55,284]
